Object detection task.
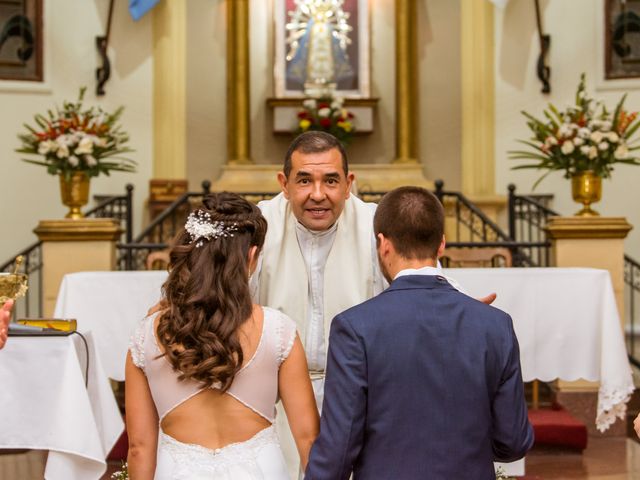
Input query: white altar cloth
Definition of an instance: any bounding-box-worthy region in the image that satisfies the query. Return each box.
[54,268,633,431]
[54,271,166,381]
[0,332,124,480]
[445,267,634,432]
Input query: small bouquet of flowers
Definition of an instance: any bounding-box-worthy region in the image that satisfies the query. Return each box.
[17,87,136,180]
[509,73,640,188]
[296,95,355,145]
[110,461,129,479]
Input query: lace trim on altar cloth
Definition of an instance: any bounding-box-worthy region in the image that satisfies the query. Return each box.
[596,382,636,432]
[158,426,279,479]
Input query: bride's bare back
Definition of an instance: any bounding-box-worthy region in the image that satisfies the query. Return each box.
[159,305,271,450]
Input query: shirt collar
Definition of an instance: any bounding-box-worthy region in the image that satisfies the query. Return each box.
[295,218,339,240]
[394,265,442,280]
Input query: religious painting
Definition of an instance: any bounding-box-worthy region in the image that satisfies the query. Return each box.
[605,0,640,79]
[0,0,42,81]
[274,0,370,98]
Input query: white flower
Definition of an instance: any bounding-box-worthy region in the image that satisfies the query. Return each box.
[561,140,575,155]
[93,136,107,148]
[598,141,609,151]
[607,132,619,143]
[580,145,590,155]
[38,140,57,155]
[601,120,612,132]
[75,136,94,155]
[578,127,591,139]
[614,144,629,159]
[56,143,69,159]
[545,136,558,146]
[84,155,97,167]
[573,137,584,146]
[558,124,572,138]
[318,107,331,118]
[588,146,598,159]
[303,99,317,109]
[590,131,604,143]
[67,155,79,167]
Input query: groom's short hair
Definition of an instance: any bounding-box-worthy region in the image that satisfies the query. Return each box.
[374,186,444,260]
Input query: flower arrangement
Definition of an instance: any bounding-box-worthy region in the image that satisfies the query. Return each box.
[17,87,136,180]
[296,95,355,144]
[509,73,640,188]
[110,461,128,479]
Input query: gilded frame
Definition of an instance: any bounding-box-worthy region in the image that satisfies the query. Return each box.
[273,0,370,98]
[0,0,43,81]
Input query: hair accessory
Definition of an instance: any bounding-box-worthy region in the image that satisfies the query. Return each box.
[185,210,238,247]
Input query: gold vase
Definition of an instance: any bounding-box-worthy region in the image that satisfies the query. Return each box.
[571,170,602,217]
[59,172,90,219]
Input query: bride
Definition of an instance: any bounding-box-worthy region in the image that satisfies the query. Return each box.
[126,192,319,479]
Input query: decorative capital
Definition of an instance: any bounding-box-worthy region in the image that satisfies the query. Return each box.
[545,216,632,240]
[34,218,123,242]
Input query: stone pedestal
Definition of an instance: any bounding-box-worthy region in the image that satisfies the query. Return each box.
[34,219,122,317]
[545,216,632,435]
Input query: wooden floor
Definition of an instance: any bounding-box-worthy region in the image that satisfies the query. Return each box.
[2,437,640,479]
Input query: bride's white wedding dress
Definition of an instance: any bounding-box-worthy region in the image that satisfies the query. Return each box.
[129,307,297,479]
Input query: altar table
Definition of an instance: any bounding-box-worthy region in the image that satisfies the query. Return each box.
[0,331,124,480]
[54,267,634,432]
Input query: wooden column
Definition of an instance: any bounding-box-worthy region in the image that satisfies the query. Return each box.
[152,0,187,179]
[34,219,122,317]
[393,0,418,164]
[460,0,495,196]
[227,0,252,164]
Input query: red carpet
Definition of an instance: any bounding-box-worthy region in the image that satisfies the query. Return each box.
[107,427,128,461]
[528,406,588,451]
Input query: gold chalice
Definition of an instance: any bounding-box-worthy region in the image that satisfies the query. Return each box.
[0,256,28,306]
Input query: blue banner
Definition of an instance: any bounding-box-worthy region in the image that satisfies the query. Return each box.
[129,0,160,21]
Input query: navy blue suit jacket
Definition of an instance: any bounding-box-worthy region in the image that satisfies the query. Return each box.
[305,274,534,480]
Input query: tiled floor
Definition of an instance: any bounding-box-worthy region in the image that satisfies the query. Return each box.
[2,438,640,479]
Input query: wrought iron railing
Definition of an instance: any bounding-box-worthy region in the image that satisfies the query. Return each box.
[1,183,135,320]
[116,181,280,270]
[85,183,134,243]
[435,181,551,267]
[506,184,556,267]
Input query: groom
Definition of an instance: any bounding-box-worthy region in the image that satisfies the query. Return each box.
[305,186,534,479]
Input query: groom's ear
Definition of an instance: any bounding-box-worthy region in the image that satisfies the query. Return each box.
[437,235,446,258]
[377,233,391,257]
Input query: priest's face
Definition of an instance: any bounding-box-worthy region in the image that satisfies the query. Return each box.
[278,148,354,231]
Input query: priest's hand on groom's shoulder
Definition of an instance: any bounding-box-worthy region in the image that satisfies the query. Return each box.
[478,293,497,305]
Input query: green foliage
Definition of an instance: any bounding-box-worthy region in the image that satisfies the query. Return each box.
[509,74,640,188]
[17,87,136,178]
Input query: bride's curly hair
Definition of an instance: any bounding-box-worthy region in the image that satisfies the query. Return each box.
[156,192,267,391]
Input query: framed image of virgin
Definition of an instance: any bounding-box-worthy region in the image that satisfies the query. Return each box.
[605,0,640,79]
[0,0,42,82]
[274,0,370,98]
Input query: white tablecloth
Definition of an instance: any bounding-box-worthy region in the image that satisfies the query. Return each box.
[54,268,634,432]
[444,267,634,433]
[54,271,166,381]
[0,332,124,480]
